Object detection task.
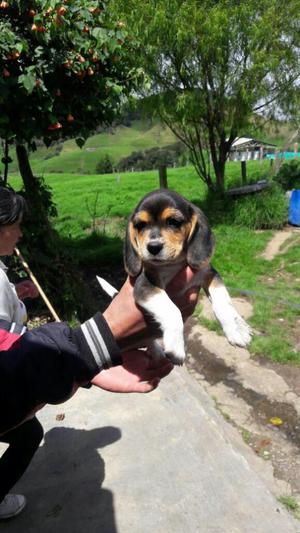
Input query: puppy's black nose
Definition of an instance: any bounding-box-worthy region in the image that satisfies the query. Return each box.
[147,241,163,255]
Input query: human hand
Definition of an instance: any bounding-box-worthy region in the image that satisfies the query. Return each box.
[167,267,200,321]
[102,266,200,350]
[15,280,39,300]
[91,349,173,393]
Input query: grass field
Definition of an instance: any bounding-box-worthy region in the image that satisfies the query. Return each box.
[8,160,300,365]
[9,159,272,241]
[203,226,300,364]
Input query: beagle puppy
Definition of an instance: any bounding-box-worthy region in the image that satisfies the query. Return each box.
[99,189,252,365]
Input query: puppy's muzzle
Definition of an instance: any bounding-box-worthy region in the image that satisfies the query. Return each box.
[147,240,163,256]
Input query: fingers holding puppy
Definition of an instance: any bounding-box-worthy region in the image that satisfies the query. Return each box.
[167,266,201,320]
[103,266,201,343]
[91,349,173,393]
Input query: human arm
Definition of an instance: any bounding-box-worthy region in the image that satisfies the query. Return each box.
[89,266,199,393]
[0,265,200,434]
[102,266,200,351]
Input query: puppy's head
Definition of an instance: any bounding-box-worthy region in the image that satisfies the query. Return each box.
[124,189,214,276]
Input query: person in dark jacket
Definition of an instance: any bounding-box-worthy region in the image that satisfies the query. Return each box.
[0,187,199,519]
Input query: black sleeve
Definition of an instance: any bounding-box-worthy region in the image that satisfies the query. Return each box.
[0,313,122,434]
[21,312,122,400]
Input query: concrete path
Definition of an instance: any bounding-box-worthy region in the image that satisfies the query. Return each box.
[1,367,299,533]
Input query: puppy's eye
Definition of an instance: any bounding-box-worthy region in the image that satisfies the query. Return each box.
[134,220,147,231]
[166,217,183,228]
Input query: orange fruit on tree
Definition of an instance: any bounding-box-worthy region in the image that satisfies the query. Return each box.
[57,6,66,16]
[48,122,62,131]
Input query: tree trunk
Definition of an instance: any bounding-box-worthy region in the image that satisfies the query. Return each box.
[16,143,36,191]
[16,143,51,233]
[214,162,225,193]
[3,138,9,186]
[213,142,229,193]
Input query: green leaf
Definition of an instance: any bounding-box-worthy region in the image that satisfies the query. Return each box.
[112,84,123,95]
[18,73,36,94]
[75,137,85,148]
[91,27,107,41]
[34,46,44,58]
[0,0,138,152]
[14,43,24,53]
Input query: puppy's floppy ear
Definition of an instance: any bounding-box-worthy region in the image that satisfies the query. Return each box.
[187,206,215,269]
[124,219,142,277]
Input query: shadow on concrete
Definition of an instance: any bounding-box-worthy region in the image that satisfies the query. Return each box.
[4,425,122,533]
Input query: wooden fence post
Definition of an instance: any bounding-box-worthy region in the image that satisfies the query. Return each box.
[158,165,168,188]
[241,161,247,185]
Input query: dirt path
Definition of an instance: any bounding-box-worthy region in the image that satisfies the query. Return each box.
[260,227,300,260]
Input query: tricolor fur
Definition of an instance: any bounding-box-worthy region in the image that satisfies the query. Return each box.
[100,189,252,365]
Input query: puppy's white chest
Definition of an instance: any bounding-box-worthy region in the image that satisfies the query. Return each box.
[135,261,187,365]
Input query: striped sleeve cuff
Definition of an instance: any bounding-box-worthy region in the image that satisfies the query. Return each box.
[0,320,27,335]
[73,312,122,377]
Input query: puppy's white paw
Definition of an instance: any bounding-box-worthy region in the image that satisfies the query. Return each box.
[163,330,186,365]
[223,313,252,348]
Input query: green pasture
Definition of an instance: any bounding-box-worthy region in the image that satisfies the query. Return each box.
[9,159,299,365]
[9,160,271,239]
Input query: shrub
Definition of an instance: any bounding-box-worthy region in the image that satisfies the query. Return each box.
[117,142,186,171]
[203,184,288,229]
[232,185,288,229]
[274,160,300,191]
[96,155,114,175]
[43,143,63,160]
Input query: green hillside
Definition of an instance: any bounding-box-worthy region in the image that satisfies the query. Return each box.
[7,120,177,175]
[252,119,300,148]
[4,116,300,177]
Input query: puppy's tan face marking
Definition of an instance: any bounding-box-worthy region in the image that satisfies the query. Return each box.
[133,210,152,226]
[131,206,192,263]
[160,207,182,222]
[188,212,198,242]
[159,207,192,259]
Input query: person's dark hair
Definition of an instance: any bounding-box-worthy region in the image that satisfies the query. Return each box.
[0,187,27,226]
